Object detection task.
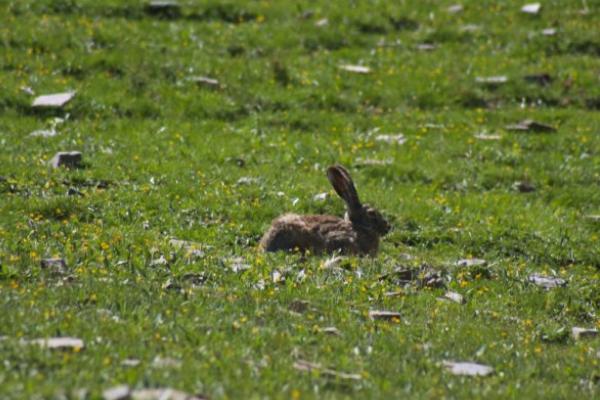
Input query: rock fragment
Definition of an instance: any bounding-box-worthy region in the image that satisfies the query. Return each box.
[505,119,556,133]
[443,361,494,376]
[368,310,402,321]
[375,134,406,145]
[528,274,566,289]
[439,291,465,304]
[521,3,541,14]
[32,92,75,108]
[571,327,598,340]
[456,259,486,267]
[27,337,85,350]
[339,65,371,74]
[475,76,508,85]
[49,151,83,169]
[102,385,131,400]
[40,258,68,274]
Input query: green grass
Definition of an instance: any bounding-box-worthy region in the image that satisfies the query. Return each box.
[1,0,599,398]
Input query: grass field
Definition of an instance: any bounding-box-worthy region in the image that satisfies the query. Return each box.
[0,0,599,398]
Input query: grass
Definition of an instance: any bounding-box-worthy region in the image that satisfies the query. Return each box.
[0,0,599,398]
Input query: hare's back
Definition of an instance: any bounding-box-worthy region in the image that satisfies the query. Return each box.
[260,213,356,253]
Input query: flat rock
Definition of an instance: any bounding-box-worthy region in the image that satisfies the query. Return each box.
[456,258,486,267]
[439,291,465,304]
[40,258,68,274]
[443,361,494,376]
[506,119,556,133]
[460,24,480,32]
[447,4,464,14]
[571,327,598,340]
[315,18,329,27]
[542,28,557,36]
[375,134,406,145]
[132,388,205,400]
[228,257,251,273]
[49,151,83,169]
[30,128,58,138]
[521,3,541,14]
[322,255,347,269]
[271,269,284,283]
[355,158,393,167]
[32,92,75,108]
[368,310,401,321]
[150,255,168,267]
[475,76,508,85]
[416,43,436,51]
[339,65,371,74]
[513,181,536,193]
[321,326,341,336]
[169,239,204,259]
[528,274,566,289]
[380,265,445,288]
[474,133,502,140]
[28,337,85,350]
[152,356,182,369]
[313,192,329,201]
[187,76,220,88]
[121,358,141,367]
[236,176,259,185]
[103,385,131,400]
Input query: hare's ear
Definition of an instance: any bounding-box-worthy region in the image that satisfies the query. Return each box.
[327,165,362,210]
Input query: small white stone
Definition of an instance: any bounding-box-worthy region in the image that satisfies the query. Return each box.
[375,134,406,145]
[229,257,250,273]
[121,358,141,367]
[368,310,402,321]
[443,361,493,376]
[187,76,219,88]
[323,255,346,269]
[522,3,541,14]
[339,65,371,74]
[528,274,566,289]
[475,76,508,84]
[474,133,502,140]
[236,176,259,185]
[150,255,168,267]
[315,18,329,27]
[456,258,486,267]
[441,291,465,304]
[571,327,598,340]
[313,192,328,201]
[102,385,131,400]
[32,92,75,108]
[27,337,85,350]
[151,356,182,369]
[271,269,284,283]
[447,4,464,13]
[30,128,58,138]
[322,326,341,336]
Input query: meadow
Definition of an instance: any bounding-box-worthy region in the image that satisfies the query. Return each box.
[0,0,599,398]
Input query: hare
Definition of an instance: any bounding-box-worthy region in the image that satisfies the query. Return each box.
[260,165,390,255]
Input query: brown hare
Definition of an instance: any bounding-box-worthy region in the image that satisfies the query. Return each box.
[260,165,390,255]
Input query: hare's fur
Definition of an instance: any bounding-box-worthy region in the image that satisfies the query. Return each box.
[260,165,390,255]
